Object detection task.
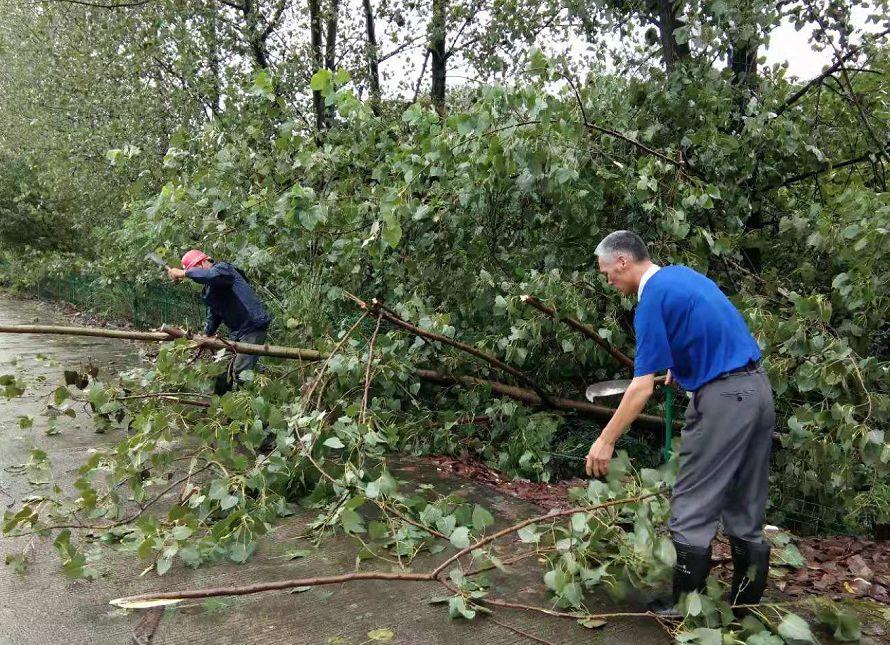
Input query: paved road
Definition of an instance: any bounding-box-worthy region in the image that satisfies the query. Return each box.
[0,293,668,645]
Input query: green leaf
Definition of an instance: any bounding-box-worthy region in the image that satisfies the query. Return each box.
[156,556,173,575]
[381,212,402,248]
[517,525,539,543]
[340,509,365,534]
[777,613,815,643]
[435,515,456,536]
[228,542,252,563]
[171,525,193,540]
[684,591,702,617]
[816,603,861,642]
[578,617,606,629]
[448,596,476,620]
[323,436,345,449]
[310,69,332,92]
[449,526,470,549]
[471,505,493,531]
[248,70,276,100]
[53,386,70,405]
[367,628,394,641]
[777,543,805,568]
[655,536,676,566]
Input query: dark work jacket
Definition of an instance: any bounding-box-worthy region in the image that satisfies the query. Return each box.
[185,262,270,340]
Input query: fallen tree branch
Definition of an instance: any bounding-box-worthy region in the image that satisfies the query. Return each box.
[109,492,659,608]
[772,27,890,119]
[0,322,676,427]
[415,369,680,430]
[430,491,660,578]
[520,295,634,369]
[116,392,211,408]
[486,615,556,645]
[361,313,383,424]
[583,121,695,178]
[0,324,324,362]
[303,312,369,402]
[348,294,557,407]
[779,142,889,186]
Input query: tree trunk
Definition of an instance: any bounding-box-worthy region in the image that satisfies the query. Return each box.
[323,0,340,126]
[324,0,339,72]
[207,8,222,115]
[655,0,690,73]
[429,0,447,115]
[243,0,270,69]
[730,9,762,272]
[309,0,325,132]
[362,0,381,116]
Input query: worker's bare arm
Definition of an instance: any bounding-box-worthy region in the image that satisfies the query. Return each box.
[585,373,656,477]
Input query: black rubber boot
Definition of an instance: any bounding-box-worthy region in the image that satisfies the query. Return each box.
[729,536,771,613]
[649,540,712,618]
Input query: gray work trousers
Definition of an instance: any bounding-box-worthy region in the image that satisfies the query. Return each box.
[232,328,267,376]
[215,329,267,395]
[668,366,775,548]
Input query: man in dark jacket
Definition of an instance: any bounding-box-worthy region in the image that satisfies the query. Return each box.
[585,231,775,617]
[167,249,271,393]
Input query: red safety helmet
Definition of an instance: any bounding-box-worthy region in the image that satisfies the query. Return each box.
[181,249,210,270]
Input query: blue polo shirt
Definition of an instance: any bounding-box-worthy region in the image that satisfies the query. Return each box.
[633,266,761,391]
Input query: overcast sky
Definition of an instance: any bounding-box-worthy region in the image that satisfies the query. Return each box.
[764,5,881,79]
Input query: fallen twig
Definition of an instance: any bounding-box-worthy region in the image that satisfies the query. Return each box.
[348,293,557,407]
[109,491,661,608]
[520,295,633,370]
[360,313,383,424]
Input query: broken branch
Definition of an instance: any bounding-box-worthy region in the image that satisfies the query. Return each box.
[350,295,557,407]
[520,296,633,369]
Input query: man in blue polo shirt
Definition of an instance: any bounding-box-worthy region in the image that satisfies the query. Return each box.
[585,231,775,615]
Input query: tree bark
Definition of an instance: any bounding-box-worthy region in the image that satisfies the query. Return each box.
[362,0,381,116]
[429,0,447,115]
[309,0,325,132]
[324,0,339,72]
[730,11,762,272]
[242,0,271,69]
[655,0,690,73]
[206,7,222,115]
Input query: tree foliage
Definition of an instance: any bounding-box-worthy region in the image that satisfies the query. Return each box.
[0,0,889,640]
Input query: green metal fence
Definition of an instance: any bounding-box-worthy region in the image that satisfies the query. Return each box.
[25,273,206,331]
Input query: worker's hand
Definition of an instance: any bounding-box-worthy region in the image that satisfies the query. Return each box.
[665,369,673,386]
[585,435,615,478]
[167,267,186,281]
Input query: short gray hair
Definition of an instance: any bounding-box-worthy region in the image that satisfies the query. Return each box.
[594,230,649,262]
